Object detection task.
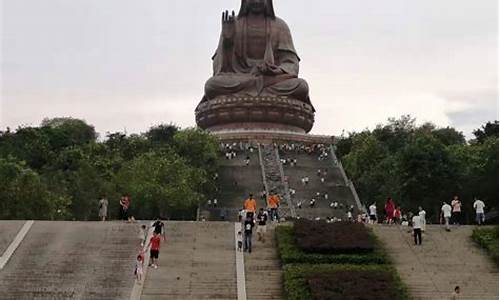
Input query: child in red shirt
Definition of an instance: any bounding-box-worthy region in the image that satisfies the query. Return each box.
[147,232,162,268]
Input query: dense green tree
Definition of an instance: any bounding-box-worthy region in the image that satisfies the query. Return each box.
[339,117,499,222]
[473,121,499,144]
[0,158,70,219]
[41,117,97,149]
[146,124,179,145]
[114,151,206,219]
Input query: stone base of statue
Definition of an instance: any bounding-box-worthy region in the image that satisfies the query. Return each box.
[195,96,315,133]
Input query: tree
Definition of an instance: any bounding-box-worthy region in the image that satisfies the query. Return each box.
[396,132,461,219]
[473,121,499,144]
[114,151,206,219]
[0,158,69,219]
[146,124,179,145]
[41,117,97,149]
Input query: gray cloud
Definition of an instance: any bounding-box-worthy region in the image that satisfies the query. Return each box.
[1,0,498,136]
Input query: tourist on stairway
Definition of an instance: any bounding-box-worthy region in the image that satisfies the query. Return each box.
[98,195,108,221]
[418,206,427,232]
[384,197,395,224]
[267,193,280,222]
[119,194,131,221]
[244,194,257,218]
[412,212,423,245]
[152,217,166,241]
[146,232,162,268]
[451,195,462,225]
[473,197,486,225]
[243,214,255,253]
[256,208,268,243]
[369,202,377,224]
[441,202,452,231]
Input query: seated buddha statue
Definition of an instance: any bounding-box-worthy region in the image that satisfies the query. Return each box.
[202,0,313,107]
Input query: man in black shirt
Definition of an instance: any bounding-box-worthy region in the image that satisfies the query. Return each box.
[243,215,255,253]
[256,208,268,243]
[152,217,165,240]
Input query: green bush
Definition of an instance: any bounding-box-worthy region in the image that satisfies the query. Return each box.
[284,264,410,300]
[472,227,499,264]
[294,219,375,254]
[276,226,388,265]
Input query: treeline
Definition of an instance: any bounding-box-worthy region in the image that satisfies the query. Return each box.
[336,116,499,223]
[0,118,218,220]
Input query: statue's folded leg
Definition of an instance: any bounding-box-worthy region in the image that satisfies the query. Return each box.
[204,74,256,99]
[265,78,310,103]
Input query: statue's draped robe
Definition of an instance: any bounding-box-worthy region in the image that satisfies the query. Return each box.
[204,16,312,107]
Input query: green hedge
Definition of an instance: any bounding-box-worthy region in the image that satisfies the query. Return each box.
[276,226,388,265]
[294,219,375,254]
[284,264,410,300]
[472,227,499,264]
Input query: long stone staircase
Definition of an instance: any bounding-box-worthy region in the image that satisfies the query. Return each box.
[245,224,283,300]
[204,149,263,221]
[280,149,358,220]
[0,221,139,299]
[373,225,499,300]
[141,221,237,300]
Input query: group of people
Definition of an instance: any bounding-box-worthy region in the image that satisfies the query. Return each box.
[134,218,166,284]
[365,195,489,246]
[441,196,487,231]
[236,193,280,253]
[97,194,135,222]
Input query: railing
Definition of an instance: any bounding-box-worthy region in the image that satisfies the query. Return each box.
[274,148,296,218]
[258,144,270,199]
[330,145,365,213]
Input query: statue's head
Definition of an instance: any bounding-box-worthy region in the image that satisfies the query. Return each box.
[238,0,275,18]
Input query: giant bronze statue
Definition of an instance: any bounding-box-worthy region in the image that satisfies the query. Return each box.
[195,0,315,133]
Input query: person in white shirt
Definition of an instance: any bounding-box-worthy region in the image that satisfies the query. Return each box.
[412,213,422,245]
[418,206,426,232]
[441,202,452,231]
[369,203,377,224]
[473,198,486,225]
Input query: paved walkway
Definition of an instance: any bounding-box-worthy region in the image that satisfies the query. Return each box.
[0,221,25,255]
[244,223,283,300]
[141,222,237,300]
[373,225,499,300]
[0,221,139,299]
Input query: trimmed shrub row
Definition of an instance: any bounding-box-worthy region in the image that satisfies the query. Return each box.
[284,264,410,300]
[294,219,375,254]
[472,227,499,264]
[276,225,388,265]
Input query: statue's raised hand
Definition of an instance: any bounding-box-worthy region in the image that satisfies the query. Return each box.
[222,10,236,40]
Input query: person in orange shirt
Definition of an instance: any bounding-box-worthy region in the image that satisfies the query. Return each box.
[244,194,257,218]
[267,193,280,222]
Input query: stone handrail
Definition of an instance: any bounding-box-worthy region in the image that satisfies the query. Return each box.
[258,144,270,200]
[274,147,296,218]
[330,145,365,213]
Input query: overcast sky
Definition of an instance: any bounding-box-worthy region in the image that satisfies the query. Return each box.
[1,0,498,138]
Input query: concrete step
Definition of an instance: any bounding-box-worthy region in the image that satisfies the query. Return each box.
[373,225,499,300]
[141,222,237,300]
[0,221,139,299]
[244,225,283,300]
[0,221,25,255]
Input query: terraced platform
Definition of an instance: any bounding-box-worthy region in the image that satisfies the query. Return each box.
[141,221,237,300]
[204,150,264,221]
[0,221,140,299]
[0,221,25,255]
[373,225,499,300]
[245,224,283,300]
[281,151,358,220]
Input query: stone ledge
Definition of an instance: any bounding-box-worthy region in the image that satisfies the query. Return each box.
[195,96,315,133]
